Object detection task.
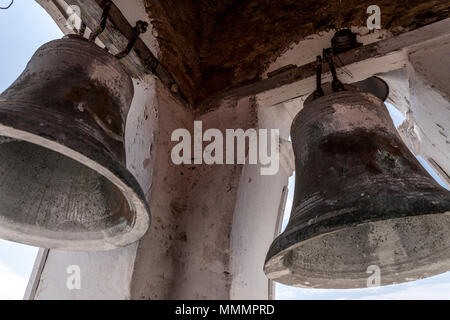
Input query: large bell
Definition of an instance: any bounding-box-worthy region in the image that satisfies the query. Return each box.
[264,83,450,288]
[0,35,150,251]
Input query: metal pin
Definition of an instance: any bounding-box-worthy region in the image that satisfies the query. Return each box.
[324,48,345,92]
[313,55,324,99]
[89,0,112,42]
[78,22,87,37]
[115,20,149,59]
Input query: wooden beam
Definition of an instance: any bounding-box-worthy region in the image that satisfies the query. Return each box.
[200,18,450,109]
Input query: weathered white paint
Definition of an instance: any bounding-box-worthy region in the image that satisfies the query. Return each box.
[126,76,159,199]
[407,39,450,185]
[34,244,138,299]
[129,80,195,299]
[379,68,410,113]
[256,19,450,108]
[229,98,293,299]
[35,0,105,46]
[263,27,392,78]
[36,0,74,35]
[379,39,450,188]
[129,94,257,299]
[24,248,49,300]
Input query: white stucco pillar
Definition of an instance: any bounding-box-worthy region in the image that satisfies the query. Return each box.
[229,99,294,299]
[406,39,450,186]
[28,78,290,300]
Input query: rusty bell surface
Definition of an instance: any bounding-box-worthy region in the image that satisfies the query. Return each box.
[0,35,150,251]
[264,84,450,289]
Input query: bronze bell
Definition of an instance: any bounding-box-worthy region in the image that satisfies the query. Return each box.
[0,35,150,250]
[264,82,450,288]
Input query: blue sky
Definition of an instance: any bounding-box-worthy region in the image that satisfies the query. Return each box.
[0,0,449,301]
[0,0,62,300]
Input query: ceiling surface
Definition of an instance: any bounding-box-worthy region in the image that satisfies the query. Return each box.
[143,0,449,109]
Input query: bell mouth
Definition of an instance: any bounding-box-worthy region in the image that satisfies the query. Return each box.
[0,128,149,251]
[265,212,450,289]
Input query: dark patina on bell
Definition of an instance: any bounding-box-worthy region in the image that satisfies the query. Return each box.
[0,35,150,251]
[264,83,450,288]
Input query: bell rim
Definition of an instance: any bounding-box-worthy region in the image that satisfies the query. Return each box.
[264,207,450,289]
[0,123,151,251]
[268,80,450,289]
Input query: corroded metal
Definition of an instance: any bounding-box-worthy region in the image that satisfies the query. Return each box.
[115,20,149,59]
[324,48,345,93]
[0,35,150,251]
[264,84,450,288]
[312,55,324,99]
[331,29,361,54]
[89,0,112,42]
